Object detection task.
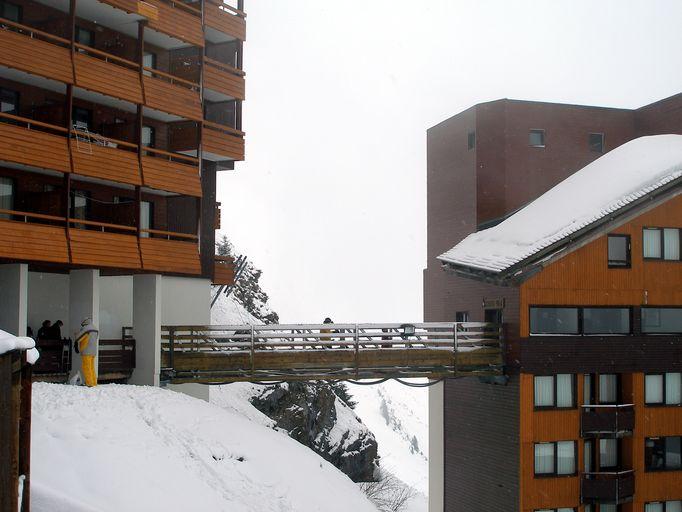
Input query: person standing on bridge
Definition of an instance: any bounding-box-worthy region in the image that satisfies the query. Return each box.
[75,318,99,387]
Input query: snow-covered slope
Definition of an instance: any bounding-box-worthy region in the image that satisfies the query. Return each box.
[31,383,378,512]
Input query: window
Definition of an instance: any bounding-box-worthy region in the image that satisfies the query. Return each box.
[75,26,94,47]
[534,441,575,476]
[646,437,682,471]
[584,439,594,472]
[140,200,153,238]
[141,125,156,148]
[599,438,618,469]
[599,374,618,404]
[642,308,682,334]
[534,374,575,408]
[72,107,92,131]
[530,307,578,334]
[589,133,605,153]
[467,131,475,150]
[0,87,19,115]
[529,129,545,147]
[534,509,575,512]
[71,191,90,228]
[644,227,681,261]
[646,502,682,512]
[143,52,156,77]
[455,311,469,323]
[0,0,21,22]
[582,308,630,334]
[607,234,630,268]
[583,374,593,405]
[645,373,682,405]
[0,176,14,219]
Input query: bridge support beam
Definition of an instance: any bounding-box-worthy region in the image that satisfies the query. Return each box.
[130,274,161,387]
[0,263,28,336]
[429,380,444,512]
[69,269,100,382]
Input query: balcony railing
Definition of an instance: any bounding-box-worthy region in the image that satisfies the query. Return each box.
[204,0,246,41]
[582,470,634,504]
[581,404,635,437]
[203,57,245,100]
[98,339,136,381]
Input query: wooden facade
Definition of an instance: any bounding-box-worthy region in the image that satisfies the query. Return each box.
[204,0,247,41]
[204,58,246,100]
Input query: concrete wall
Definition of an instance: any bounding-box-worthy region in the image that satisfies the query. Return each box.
[161,276,211,325]
[28,272,69,336]
[100,276,133,339]
[0,264,27,336]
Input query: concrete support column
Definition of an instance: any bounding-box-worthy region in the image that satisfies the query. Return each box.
[0,264,28,336]
[69,269,100,380]
[428,381,444,512]
[130,274,161,386]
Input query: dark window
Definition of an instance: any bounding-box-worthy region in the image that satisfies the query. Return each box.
[142,125,156,148]
[142,52,156,77]
[467,131,475,150]
[529,129,545,147]
[484,308,502,324]
[533,509,576,512]
[0,176,14,219]
[642,308,682,334]
[0,0,21,22]
[530,307,579,334]
[589,133,605,153]
[598,374,619,404]
[645,437,682,471]
[70,190,90,228]
[645,373,682,405]
[455,311,469,323]
[140,200,154,237]
[643,227,681,261]
[607,234,630,268]
[72,107,92,130]
[582,308,630,334]
[534,441,576,476]
[645,501,682,512]
[0,87,19,123]
[75,26,94,47]
[533,374,575,408]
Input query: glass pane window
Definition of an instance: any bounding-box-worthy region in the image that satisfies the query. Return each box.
[646,504,664,512]
[642,308,682,333]
[142,52,156,77]
[584,439,593,472]
[530,307,579,334]
[583,308,630,334]
[141,126,155,148]
[534,443,554,475]
[556,441,575,475]
[534,375,574,408]
[600,438,618,469]
[534,376,555,407]
[556,374,574,407]
[644,228,662,258]
[75,26,94,46]
[0,87,18,114]
[664,228,681,260]
[666,437,681,469]
[467,131,475,150]
[666,373,682,405]
[589,133,604,153]
[646,374,664,404]
[600,506,617,512]
[140,201,153,238]
[0,0,21,22]
[529,129,545,147]
[599,374,618,404]
[646,437,682,470]
[607,235,630,267]
[583,374,593,405]
[667,502,682,512]
[0,176,13,219]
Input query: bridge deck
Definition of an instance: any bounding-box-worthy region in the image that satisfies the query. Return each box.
[161,322,504,383]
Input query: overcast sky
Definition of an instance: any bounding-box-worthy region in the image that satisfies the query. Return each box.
[216,0,682,324]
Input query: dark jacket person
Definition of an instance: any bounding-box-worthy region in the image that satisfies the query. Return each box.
[37,320,52,340]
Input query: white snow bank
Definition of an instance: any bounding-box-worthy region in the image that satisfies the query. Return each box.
[0,329,39,363]
[31,383,378,512]
[439,135,682,273]
[211,289,260,325]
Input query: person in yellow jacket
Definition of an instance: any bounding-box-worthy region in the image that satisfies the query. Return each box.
[75,318,99,387]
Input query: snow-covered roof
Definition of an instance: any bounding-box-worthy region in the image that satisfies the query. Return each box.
[439,134,682,275]
[0,329,39,364]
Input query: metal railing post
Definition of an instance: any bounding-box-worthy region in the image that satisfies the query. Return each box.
[453,322,458,377]
[354,323,359,379]
[250,325,255,377]
[168,327,175,371]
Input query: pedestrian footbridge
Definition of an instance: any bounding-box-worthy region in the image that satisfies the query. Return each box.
[160,322,504,384]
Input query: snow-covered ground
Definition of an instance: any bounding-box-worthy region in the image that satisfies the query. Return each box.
[31,382,378,512]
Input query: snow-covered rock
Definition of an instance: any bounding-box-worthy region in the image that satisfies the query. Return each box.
[31,382,378,512]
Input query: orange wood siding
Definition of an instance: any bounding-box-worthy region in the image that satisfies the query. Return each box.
[202,126,244,160]
[213,259,234,285]
[0,219,69,264]
[145,0,204,47]
[73,53,143,104]
[141,156,201,196]
[70,142,142,186]
[0,124,70,173]
[520,195,682,336]
[99,0,143,14]
[205,3,246,41]
[140,238,201,274]
[520,372,582,511]
[0,29,73,84]
[143,75,202,121]
[203,64,245,100]
[69,230,142,269]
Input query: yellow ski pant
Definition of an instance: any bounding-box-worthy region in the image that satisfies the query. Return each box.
[82,355,97,387]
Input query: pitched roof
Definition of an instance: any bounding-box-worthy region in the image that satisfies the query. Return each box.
[438,134,682,275]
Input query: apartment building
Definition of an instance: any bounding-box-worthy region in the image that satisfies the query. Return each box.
[0,0,245,397]
[425,94,682,511]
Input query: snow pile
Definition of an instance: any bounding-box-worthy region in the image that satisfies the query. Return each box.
[0,328,39,363]
[439,135,682,273]
[31,383,378,512]
[211,289,260,325]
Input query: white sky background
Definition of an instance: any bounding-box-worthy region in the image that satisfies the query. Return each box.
[216,0,682,324]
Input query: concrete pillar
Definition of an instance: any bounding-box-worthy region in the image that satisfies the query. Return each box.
[0,264,28,336]
[428,381,444,512]
[69,269,100,380]
[130,274,161,386]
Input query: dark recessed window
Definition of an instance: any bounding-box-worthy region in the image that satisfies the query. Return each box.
[599,438,619,469]
[534,441,575,476]
[467,131,475,150]
[75,26,94,47]
[607,234,630,268]
[589,133,605,153]
[455,311,469,323]
[643,227,681,261]
[529,129,545,147]
[0,0,21,22]
[642,308,682,334]
[598,374,619,404]
[645,373,682,405]
[0,87,19,123]
[534,374,575,408]
[530,307,579,334]
[645,501,682,512]
[142,125,156,148]
[72,107,92,130]
[582,308,630,334]
[645,437,682,471]
[0,176,14,219]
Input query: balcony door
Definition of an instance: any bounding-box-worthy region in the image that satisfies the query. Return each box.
[584,373,620,405]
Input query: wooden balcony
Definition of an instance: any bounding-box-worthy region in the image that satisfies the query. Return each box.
[145,0,204,47]
[69,220,142,270]
[204,0,246,41]
[581,404,634,437]
[0,19,74,84]
[203,58,245,100]
[70,132,142,186]
[143,71,202,121]
[73,47,144,104]
[141,149,201,196]
[0,212,69,264]
[202,120,245,161]
[98,338,136,381]
[213,255,235,285]
[140,234,201,274]
[99,0,151,15]
[0,115,71,173]
[582,470,634,504]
